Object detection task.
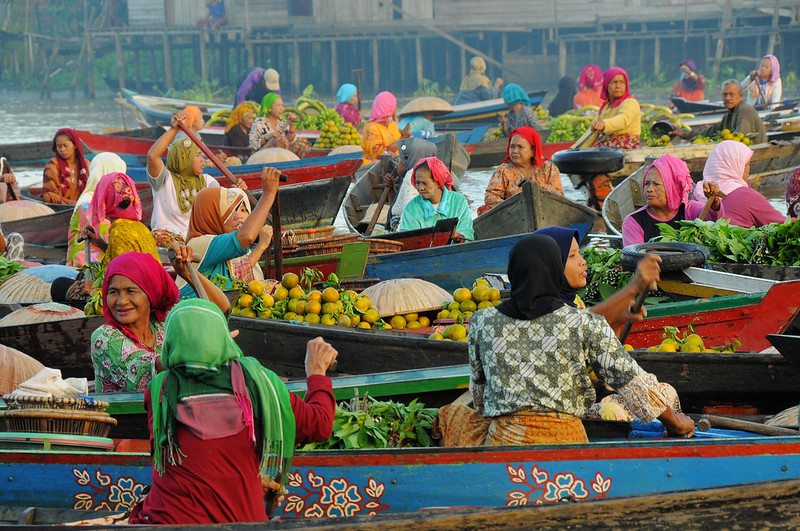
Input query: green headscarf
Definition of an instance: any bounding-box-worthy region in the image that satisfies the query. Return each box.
[165,138,207,214]
[258,92,280,117]
[150,299,296,485]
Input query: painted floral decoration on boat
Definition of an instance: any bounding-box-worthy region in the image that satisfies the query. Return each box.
[72,468,147,511]
[281,470,390,517]
[505,464,613,505]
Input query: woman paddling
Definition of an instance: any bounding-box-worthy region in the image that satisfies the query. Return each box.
[742,54,782,108]
[591,67,641,149]
[42,128,89,205]
[362,91,403,161]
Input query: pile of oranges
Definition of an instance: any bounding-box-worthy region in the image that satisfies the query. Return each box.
[436,279,502,323]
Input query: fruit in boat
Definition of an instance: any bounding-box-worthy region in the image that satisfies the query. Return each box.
[449,324,467,341]
[447,301,460,312]
[404,313,418,323]
[283,311,297,321]
[306,300,322,315]
[273,287,289,301]
[282,272,299,289]
[258,309,272,319]
[418,316,430,327]
[658,340,678,352]
[453,288,472,303]
[241,308,257,318]
[337,314,352,326]
[304,314,320,324]
[472,278,490,288]
[320,314,337,326]
[322,302,338,315]
[471,286,490,302]
[261,294,274,308]
[459,300,477,313]
[437,309,450,320]
[623,344,634,351]
[247,281,264,296]
[363,307,379,324]
[357,321,372,329]
[429,333,444,340]
[322,287,340,303]
[307,289,322,302]
[289,286,305,300]
[238,294,254,308]
[390,315,407,329]
[477,301,493,310]
[407,320,421,329]
[489,288,501,301]
[295,301,307,315]
[230,306,241,316]
[355,296,371,313]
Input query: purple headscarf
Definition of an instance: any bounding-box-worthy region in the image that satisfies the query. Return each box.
[680,59,697,73]
[763,54,780,82]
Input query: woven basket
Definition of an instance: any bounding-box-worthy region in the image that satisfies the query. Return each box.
[363,238,403,255]
[2,394,109,412]
[281,226,335,246]
[288,234,360,257]
[0,409,117,437]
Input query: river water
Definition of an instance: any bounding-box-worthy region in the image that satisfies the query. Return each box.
[1,94,788,228]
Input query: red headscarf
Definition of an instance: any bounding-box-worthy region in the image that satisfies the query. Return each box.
[51,128,89,196]
[503,126,544,167]
[102,252,180,349]
[599,67,634,113]
[643,154,694,212]
[578,65,603,92]
[89,172,143,229]
[410,157,454,191]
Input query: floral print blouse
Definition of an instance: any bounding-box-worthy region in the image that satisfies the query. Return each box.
[90,320,165,393]
[483,161,564,211]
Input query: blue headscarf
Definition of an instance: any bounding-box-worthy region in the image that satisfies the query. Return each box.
[336,83,357,104]
[502,83,530,106]
[534,226,581,307]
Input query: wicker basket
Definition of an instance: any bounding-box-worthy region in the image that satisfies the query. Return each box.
[281,226,335,246]
[363,238,404,255]
[1,394,109,412]
[287,234,360,257]
[0,409,117,437]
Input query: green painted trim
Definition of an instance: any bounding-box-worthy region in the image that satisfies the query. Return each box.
[644,291,765,317]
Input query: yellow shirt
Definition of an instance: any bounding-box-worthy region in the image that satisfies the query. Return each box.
[361,121,401,161]
[597,98,641,137]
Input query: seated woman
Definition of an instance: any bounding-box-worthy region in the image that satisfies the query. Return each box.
[0,158,21,203]
[224,102,257,148]
[385,137,438,231]
[248,93,310,158]
[398,157,473,241]
[180,167,280,296]
[361,91,402,161]
[147,111,221,247]
[742,54,782,108]
[334,83,362,126]
[81,172,160,271]
[90,250,229,393]
[498,84,541,137]
[469,233,695,445]
[480,126,563,214]
[591,68,641,149]
[397,111,436,139]
[43,128,89,205]
[670,59,706,105]
[128,300,336,525]
[694,140,787,228]
[573,64,603,110]
[453,57,502,105]
[548,76,577,118]
[66,152,126,268]
[622,154,723,246]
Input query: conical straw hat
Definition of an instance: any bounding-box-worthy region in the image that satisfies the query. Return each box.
[398,97,454,118]
[0,273,52,303]
[0,345,44,394]
[0,200,55,222]
[359,278,451,318]
[0,302,84,326]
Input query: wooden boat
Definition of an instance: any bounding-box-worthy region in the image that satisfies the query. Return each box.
[432,91,546,131]
[671,97,726,114]
[4,430,800,517]
[468,138,571,168]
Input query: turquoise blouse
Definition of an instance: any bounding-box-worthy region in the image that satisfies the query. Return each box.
[398,188,474,240]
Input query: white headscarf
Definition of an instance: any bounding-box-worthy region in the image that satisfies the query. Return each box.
[692,140,753,200]
[75,152,127,209]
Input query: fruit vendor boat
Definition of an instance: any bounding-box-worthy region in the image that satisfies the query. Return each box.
[431,90,546,132]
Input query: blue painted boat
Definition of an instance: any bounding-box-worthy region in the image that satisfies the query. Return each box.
[433,91,547,131]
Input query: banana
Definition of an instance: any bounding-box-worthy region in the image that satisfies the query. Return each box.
[676,113,696,120]
[576,105,599,114]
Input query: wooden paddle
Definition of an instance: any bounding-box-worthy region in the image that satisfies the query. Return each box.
[618,289,648,345]
[570,129,600,150]
[167,246,209,301]
[698,190,727,221]
[697,415,799,437]
[84,240,93,281]
[271,187,283,280]
[365,154,394,236]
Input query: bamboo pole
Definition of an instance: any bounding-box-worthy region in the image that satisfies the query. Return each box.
[163,32,173,91]
[115,33,126,90]
[199,33,208,83]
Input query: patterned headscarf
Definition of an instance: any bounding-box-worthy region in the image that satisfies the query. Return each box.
[225,102,257,134]
[185,186,250,242]
[369,91,397,122]
[257,92,280,117]
[89,172,142,229]
[77,152,126,209]
[534,226,581,307]
[643,154,694,212]
[503,126,544,167]
[502,83,530,106]
[102,252,180,347]
[460,57,492,92]
[700,140,753,196]
[410,156,454,191]
[51,128,89,196]
[578,65,603,92]
[599,67,635,112]
[166,138,207,214]
[336,83,357,104]
[786,168,800,218]
[763,54,781,83]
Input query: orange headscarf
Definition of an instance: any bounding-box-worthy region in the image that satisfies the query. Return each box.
[183,105,202,130]
[185,187,249,241]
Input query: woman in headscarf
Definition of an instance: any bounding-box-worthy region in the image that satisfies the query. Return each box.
[249,93,311,158]
[787,167,800,219]
[622,154,724,246]
[42,128,89,204]
[180,167,280,296]
[173,105,206,142]
[385,137,438,231]
[128,300,336,525]
[669,59,706,104]
[742,54,782,108]
[361,91,403,161]
[453,57,503,105]
[399,157,473,241]
[81,172,159,270]
[66,153,126,267]
[468,233,695,445]
[573,64,603,109]
[591,67,641,149]
[146,111,221,248]
[498,83,541,137]
[548,76,577,118]
[693,140,787,228]
[224,101,257,148]
[334,83,362,126]
[480,126,563,215]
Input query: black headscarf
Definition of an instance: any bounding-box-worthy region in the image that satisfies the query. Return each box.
[548,76,577,118]
[534,226,581,307]
[497,234,566,320]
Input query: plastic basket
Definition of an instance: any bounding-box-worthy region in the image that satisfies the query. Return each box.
[0,409,117,437]
[1,394,109,412]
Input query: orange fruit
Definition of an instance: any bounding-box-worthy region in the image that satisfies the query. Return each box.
[471,286,490,302]
[258,309,272,319]
[337,314,352,326]
[306,289,323,302]
[283,311,297,321]
[407,320,421,329]
[261,293,275,308]
[489,288,501,301]
[282,272,299,289]
[449,324,467,340]
[320,314,337,326]
[390,315,407,329]
[355,296,371,312]
[247,281,264,296]
[306,300,322,315]
[241,308,256,318]
[363,308,379,324]
[404,313,419,323]
[460,300,477,313]
[322,302,338,315]
[238,294,254,308]
[304,313,320,324]
[322,287,340,303]
[295,300,307,315]
[273,286,289,301]
[418,316,430,327]
[453,288,472,303]
[350,314,361,326]
[289,286,305,300]
[357,321,372,329]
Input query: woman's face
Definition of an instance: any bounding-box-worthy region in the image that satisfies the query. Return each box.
[508,135,534,167]
[414,167,443,203]
[644,169,668,210]
[191,151,205,175]
[55,134,76,161]
[564,238,587,289]
[241,111,254,129]
[107,275,152,327]
[348,94,358,106]
[679,65,690,75]
[608,74,627,100]
[193,115,205,132]
[223,200,249,232]
[759,58,772,80]
[269,97,285,118]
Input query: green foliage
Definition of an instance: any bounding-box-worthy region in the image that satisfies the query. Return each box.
[0,256,25,283]
[578,248,632,305]
[413,78,454,98]
[163,80,233,103]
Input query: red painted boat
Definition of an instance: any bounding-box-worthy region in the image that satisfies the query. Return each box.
[77,129,252,161]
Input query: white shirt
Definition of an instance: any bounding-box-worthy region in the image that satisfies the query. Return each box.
[149,165,219,237]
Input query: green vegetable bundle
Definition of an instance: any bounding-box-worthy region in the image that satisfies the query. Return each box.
[0,256,25,283]
[301,393,438,451]
[579,248,632,304]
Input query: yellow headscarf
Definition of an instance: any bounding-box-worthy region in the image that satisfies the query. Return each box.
[166,138,207,214]
[225,101,258,134]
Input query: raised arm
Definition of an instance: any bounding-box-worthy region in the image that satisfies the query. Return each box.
[236,166,280,249]
[147,112,186,178]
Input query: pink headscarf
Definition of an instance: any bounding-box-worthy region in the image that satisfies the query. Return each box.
[643,154,694,212]
[763,54,781,83]
[599,67,634,113]
[694,140,753,199]
[411,157,454,191]
[578,65,603,92]
[369,91,397,122]
[89,172,143,229]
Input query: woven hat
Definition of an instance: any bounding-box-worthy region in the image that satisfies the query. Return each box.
[0,200,55,222]
[0,273,52,303]
[359,278,451,318]
[264,68,280,91]
[0,302,84,326]
[398,97,453,118]
[0,346,44,394]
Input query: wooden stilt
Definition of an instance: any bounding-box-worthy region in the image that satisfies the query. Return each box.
[415,37,423,91]
[654,36,660,77]
[558,39,566,77]
[199,33,208,83]
[115,33,126,90]
[609,37,616,68]
[372,37,379,93]
[134,47,142,93]
[293,40,300,95]
[163,32,174,91]
[331,39,338,95]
